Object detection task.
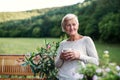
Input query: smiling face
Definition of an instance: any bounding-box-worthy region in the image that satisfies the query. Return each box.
[64,18,79,36]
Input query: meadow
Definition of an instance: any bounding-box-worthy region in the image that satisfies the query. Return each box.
[0,38,120,64]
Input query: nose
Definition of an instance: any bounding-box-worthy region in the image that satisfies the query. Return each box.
[70,25,74,30]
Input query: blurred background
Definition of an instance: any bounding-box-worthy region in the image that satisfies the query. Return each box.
[0,0,120,64]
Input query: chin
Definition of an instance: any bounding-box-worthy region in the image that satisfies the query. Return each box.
[66,31,77,36]
[69,33,76,36]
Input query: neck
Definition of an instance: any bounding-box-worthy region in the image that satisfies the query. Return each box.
[69,33,82,41]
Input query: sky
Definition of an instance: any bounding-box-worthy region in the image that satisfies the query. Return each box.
[0,0,84,12]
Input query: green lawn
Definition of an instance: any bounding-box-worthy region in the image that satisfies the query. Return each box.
[95,41,120,65]
[0,38,60,54]
[0,38,120,64]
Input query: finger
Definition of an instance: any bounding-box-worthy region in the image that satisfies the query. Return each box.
[69,54,76,60]
[66,55,74,60]
[64,55,70,60]
[62,52,70,57]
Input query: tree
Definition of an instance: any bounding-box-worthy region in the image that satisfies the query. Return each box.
[32,27,41,37]
[99,13,120,43]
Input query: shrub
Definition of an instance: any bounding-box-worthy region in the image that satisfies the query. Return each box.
[19,40,60,80]
[78,50,120,80]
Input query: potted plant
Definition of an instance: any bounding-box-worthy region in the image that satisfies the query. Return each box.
[20,40,60,80]
[78,50,120,80]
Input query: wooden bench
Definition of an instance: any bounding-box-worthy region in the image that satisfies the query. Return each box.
[0,55,41,80]
[0,78,41,80]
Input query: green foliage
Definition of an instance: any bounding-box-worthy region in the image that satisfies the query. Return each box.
[21,40,60,80]
[0,9,50,22]
[99,13,120,43]
[78,50,120,80]
[85,19,99,39]
[0,0,120,43]
[32,27,41,37]
[79,64,97,78]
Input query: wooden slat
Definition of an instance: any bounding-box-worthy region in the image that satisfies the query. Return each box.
[0,55,48,79]
[0,78,42,80]
[0,65,33,75]
[0,55,34,76]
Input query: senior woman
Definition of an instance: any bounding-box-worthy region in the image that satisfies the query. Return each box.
[55,13,99,80]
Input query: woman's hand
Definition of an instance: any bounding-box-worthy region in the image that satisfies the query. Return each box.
[60,50,80,61]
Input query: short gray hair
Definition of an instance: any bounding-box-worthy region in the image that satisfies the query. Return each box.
[61,13,79,32]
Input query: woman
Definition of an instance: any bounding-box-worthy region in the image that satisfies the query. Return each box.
[55,13,99,80]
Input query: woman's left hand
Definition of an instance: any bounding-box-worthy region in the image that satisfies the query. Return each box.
[70,51,80,60]
[63,50,80,61]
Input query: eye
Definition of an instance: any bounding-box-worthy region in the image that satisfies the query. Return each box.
[72,23,76,26]
[66,24,71,27]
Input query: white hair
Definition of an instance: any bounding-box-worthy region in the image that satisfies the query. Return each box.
[61,13,79,32]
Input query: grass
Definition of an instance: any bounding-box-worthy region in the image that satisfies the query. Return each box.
[0,38,120,64]
[0,38,60,54]
[95,41,120,65]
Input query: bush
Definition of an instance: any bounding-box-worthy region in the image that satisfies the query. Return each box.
[78,50,120,80]
[18,40,60,80]
[99,13,120,43]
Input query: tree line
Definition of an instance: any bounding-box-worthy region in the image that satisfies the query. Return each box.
[0,0,120,43]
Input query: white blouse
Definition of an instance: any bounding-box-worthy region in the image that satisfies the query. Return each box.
[55,36,99,80]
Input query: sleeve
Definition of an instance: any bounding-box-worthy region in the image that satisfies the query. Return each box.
[80,37,99,65]
[55,43,64,68]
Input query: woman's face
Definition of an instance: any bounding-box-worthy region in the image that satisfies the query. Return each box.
[64,18,79,36]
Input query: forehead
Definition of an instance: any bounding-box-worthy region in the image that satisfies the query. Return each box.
[64,18,77,24]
